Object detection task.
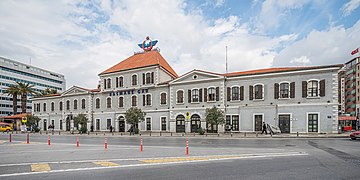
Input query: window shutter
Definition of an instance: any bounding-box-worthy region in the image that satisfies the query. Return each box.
[151,72,154,84]
[104,79,107,89]
[116,77,119,88]
[204,88,207,102]
[188,90,191,103]
[249,85,253,100]
[290,82,295,98]
[142,73,145,85]
[274,83,279,99]
[227,87,231,101]
[302,81,307,98]
[240,86,244,101]
[143,95,145,106]
[216,87,220,101]
[320,79,325,97]
[199,89,202,102]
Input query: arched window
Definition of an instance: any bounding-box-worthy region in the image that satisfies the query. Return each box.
[119,76,124,87]
[146,72,151,84]
[192,89,199,102]
[280,82,290,98]
[59,101,63,111]
[132,74,137,86]
[66,100,70,110]
[208,87,216,101]
[307,80,319,97]
[43,103,47,112]
[81,99,86,109]
[160,92,167,105]
[51,102,54,111]
[254,84,263,99]
[132,95,137,106]
[73,99,78,110]
[231,86,239,101]
[177,90,184,104]
[118,97,124,108]
[106,97,111,108]
[95,98,100,109]
[107,78,111,89]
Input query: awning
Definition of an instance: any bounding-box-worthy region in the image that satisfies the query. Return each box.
[338,116,357,121]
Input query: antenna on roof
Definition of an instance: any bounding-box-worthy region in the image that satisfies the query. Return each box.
[225,46,228,74]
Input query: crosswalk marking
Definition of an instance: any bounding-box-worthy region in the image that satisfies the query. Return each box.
[93,161,119,167]
[31,164,51,172]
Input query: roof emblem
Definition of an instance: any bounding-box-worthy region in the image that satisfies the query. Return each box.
[138,36,158,51]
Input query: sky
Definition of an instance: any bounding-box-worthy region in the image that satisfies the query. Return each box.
[0,0,359,89]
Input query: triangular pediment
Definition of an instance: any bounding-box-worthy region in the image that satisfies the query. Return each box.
[62,86,89,96]
[170,69,223,84]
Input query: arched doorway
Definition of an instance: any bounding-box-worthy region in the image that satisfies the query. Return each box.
[118,116,125,132]
[191,114,201,133]
[66,117,71,131]
[176,115,185,133]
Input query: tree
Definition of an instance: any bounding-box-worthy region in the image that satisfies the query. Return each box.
[205,106,225,133]
[42,88,58,96]
[73,113,88,133]
[125,107,146,133]
[4,85,20,115]
[25,114,41,132]
[17,82,36,113]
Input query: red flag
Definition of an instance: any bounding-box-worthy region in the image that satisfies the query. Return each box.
[351,48,359,55]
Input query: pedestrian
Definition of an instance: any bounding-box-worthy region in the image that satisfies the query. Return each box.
[109,125,113,133]
[261,122,267,135]
[91,125,94,132]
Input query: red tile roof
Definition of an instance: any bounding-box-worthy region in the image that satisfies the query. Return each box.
[2,113,30,119]
[100,50,179,78]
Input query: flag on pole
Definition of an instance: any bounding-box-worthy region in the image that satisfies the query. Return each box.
[351,48,359,55]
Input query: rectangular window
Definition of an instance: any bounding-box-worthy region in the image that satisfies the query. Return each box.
[51,103,54,111]
[231,87,239,100]
[59,102,63,111]
[308,114,318,132]
[192,89,199,102]
[254,85,263,99]
[177,91,184,103]
[307,81,319,97]
[146,118,151,131]
[146,73,151,84]
[160,93,167,105]
[280,83,289,98]
[96,119,100,131]
[119,77,123,87]
[146,94,151,106]
[132,96,137,106]
[119,97,124,108]
[43,103,46,112]
[107,119,111,130]
[132,75,137,86]
[232,115,239,131]
[208,88,216,101]
[161,117,166,131]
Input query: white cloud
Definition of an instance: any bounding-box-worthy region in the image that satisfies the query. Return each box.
[290,56,311,65]
[342,0,360,16]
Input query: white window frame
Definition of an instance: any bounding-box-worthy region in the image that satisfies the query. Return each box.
[118,96,124,108]
[131,73,138,86]
[81,98,86,109]
[230,85,240,101]
[118,76,124,87]
[131,95,137,107]
[207,86,216,102]
[160,116,167,131]
[278,113,293,134]
[145,71,152,84]
[95,98,100,109]
[145,116,152,131]
[51,101,55,112]
[73,98,78,110]
[107,78,111,89]
[307,79,320,98]
[191,88,200,103]
[306,112,320,133]
[145,93,152,106]
[106,97,112,109]
[252,113,264,132]
[160,92,167,105]
[176,89,184,104]
[66,100,70,110]
[279,81,290,99]
[253,83,264,100]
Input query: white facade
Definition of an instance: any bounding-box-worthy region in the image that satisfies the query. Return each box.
[0,57,66,117]
[32,50,341,133]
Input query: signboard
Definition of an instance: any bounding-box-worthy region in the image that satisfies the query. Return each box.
[138,36,158,51]
[338,116,357,121]
[109,88,148,97]
[22,117,27,123]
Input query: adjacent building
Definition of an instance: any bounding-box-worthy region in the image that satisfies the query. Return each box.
[0,57,66,118]
[32,49,341,133]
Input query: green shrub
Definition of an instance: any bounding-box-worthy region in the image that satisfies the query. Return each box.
[197,128,205,135]
[79,126,87,134]
[134,128,139,134]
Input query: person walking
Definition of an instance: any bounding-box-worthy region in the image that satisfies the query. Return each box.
[109,125,113,133]
[261,122,267,135]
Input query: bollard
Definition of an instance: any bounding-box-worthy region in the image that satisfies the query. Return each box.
[271,133,273,137]
[140,133,141,136]
[194,132,195,136]
[52,131,54,135]
[46,131,48,135]
[218,133,219,137]
[15,131,17,134]
[256,132,258,137]
[76,136,79,147]
[112,132,114,136]
[171,132,172,136]
[244,132,247,137]
[121,133,122,136]
[47,135,51,145]
[40,131,42,135]
[96,133,97,135]
[182,133,184,136]
[104,133,105,136]
[27,133,29,144]
[297,132,299,137]
[9,134,12,142]
[231,132,233,137]
[150,131,151,136]
[140,138,143,152]
[59,131,61,135]
[186,139,189,156]
[12,131,13,134]
[160,131,162,136]
[88,131,89,135]
[104,138,108,149]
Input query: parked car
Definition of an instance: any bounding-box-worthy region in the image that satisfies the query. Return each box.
[350,131,360,140]
[0,123,13,132]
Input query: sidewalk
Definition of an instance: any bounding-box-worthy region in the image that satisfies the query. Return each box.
[5,130,351,139]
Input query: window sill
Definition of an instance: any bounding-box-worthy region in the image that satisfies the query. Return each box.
[306,96,320,99]
[278,98,290,100]
[230,100,241,102]
[190,102,200,104]
[252,99,264,101]
[207,100,216,103]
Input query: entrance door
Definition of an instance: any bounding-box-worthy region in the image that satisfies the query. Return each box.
[254,115,263,131]
[190,114,201,133]
[176,115,185,133]
[279,114,290,133]
[118,116,125,132]
[66,117,70,131]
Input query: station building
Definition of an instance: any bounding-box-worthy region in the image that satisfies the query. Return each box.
[31,48,341,134]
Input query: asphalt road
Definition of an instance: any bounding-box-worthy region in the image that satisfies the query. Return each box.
[0,133,359,180]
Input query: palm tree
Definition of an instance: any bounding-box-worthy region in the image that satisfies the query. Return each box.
[17,82,36,113]
[4,85,20,115]
[42,88,58,96]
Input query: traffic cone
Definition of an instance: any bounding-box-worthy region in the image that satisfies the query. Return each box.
[186,139,189,156]
[76,136,79,147]
[48,135,50,145]
[104,138,108,149]
[140,138,143,152]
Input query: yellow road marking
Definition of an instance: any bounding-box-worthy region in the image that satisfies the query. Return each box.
[31,164,51,172]
[140,155,246,164]
[93,161,119,167]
